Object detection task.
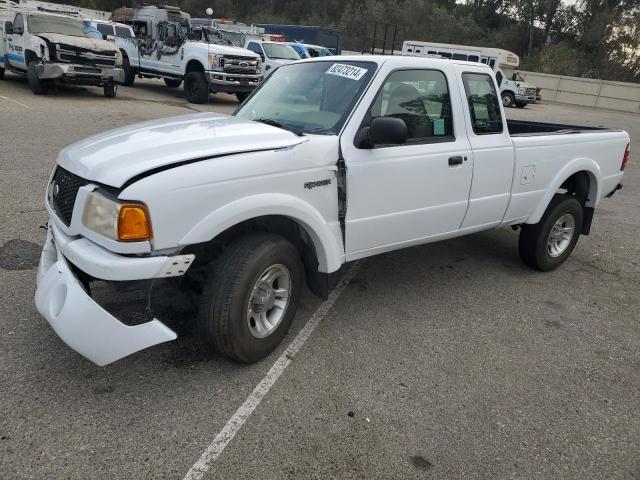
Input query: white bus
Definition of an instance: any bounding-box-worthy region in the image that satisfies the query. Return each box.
[401,40,535,107]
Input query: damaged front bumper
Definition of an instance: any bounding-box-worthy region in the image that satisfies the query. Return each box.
[35,225,192,366]
[37,62,125,84]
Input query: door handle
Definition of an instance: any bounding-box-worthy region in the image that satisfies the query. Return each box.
[448,156,464,166]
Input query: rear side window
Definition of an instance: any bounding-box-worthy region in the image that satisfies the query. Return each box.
[462,72,503,134]
[115,26,132,38]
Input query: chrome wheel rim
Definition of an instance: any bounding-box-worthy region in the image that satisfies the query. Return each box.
[502,94,512,107]
[246,264,291,338]
[547,213,575,257]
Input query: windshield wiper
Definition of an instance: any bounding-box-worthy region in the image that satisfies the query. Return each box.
[254,118,305,136]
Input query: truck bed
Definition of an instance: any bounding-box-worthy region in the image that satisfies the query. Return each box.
[507,119,615,137]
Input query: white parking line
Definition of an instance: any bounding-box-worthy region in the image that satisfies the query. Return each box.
[0,95,33,109]
[183,260,363,480]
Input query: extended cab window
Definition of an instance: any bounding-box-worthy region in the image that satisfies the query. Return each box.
[368,69,454,143]
[115,26,132,38]
[462,72,503,134]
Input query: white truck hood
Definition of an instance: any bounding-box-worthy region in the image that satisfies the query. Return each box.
[188,41,260,58]
[57,113,305,188]
[36,33,119,53]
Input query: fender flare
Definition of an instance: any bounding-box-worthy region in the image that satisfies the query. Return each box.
[179,193,344,273]
[526,157,601,224]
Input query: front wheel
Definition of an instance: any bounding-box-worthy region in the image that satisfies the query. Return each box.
[122,55,135,87]
[184,71,209,103]
[235,91,250,103]
[515,101,527,108]
[0,66,5,80]
[27,61,48,94]
[501,92,515,108]
[104,83,117,98]
[519,194,584,271]
[197,233,303,363]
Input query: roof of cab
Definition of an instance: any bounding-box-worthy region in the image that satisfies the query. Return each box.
[295,54,495,71]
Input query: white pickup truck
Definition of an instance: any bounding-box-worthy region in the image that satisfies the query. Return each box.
[0,10,123,96]
[111,5,262,103]
[35,55,629,366]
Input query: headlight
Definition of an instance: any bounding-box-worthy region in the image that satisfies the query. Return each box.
[115,50,123,67]
[82,191,152,242]
[208,53,221,69]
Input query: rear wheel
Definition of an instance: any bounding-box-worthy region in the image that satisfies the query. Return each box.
[184,71,209,103]
[27,61,48,95]
[0,66,5,80]
[164,78,182,88]
[122,55,135,87]
[197,233,303,363]
[501,92,515,108]
[104,83,117,98]
[519,194,583,271]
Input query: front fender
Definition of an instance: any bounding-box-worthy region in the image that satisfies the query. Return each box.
[179,193,344,273]
[527,157,601,224]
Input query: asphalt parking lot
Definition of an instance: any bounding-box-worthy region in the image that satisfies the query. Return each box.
[1,73,639,480]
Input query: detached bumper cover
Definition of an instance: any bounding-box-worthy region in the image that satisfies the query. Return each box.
[35,228,177,366]
[37,63,124,83]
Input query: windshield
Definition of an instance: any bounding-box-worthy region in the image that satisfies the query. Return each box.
[263,43,300,60]
[306,46,332,57]
[235,61,376,135]
[27,14,101,38]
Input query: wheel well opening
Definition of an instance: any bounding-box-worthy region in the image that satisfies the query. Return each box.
[25,50,37,64]
[559,171,592,205]
[185,60,204,74]
[182,215,329,299]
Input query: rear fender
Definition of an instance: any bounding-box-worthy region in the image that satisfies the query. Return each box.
[526,157,601,224]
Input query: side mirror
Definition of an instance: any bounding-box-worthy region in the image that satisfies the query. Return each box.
[356,117,408,148]
[5,21,13,35]
[259,53,265,62]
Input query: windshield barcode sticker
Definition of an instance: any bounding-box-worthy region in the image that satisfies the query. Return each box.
[326,63,368,80]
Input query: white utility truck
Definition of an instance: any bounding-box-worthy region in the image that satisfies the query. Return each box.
[402,40,537,108]
[36,56,629,366]
[243,39,300,77]
[111,5,262,103]
[0,0,123,96]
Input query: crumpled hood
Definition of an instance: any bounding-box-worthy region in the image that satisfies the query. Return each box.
[57,112,306,188]
[36,33,119,53]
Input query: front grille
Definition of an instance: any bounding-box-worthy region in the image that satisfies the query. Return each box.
[222,55,260,74]
[55,44,117,68]
[526,88,536,95]
[49,167,88,226]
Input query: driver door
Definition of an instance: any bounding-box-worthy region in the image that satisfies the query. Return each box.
[7,13,26,70]
[341,67,474,259]
[156,22,184,75]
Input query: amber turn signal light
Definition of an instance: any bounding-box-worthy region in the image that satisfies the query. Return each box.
[118,204,152,242]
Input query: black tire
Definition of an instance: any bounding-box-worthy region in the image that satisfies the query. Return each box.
[198,233,303,363]
[515,101,527,108]
[519,194,584,271]
[27,60,48,94]
[0,66,4,80]
[122,55,135,87]
[164,78,182,88]
[184,71,209,103]
[235,91,250,103]
[104,83,117,98]
[501,91,515,108]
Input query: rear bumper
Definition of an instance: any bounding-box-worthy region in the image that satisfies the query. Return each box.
[35,226,181,366]
[205,70,262,93]
[37,63,124,84]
